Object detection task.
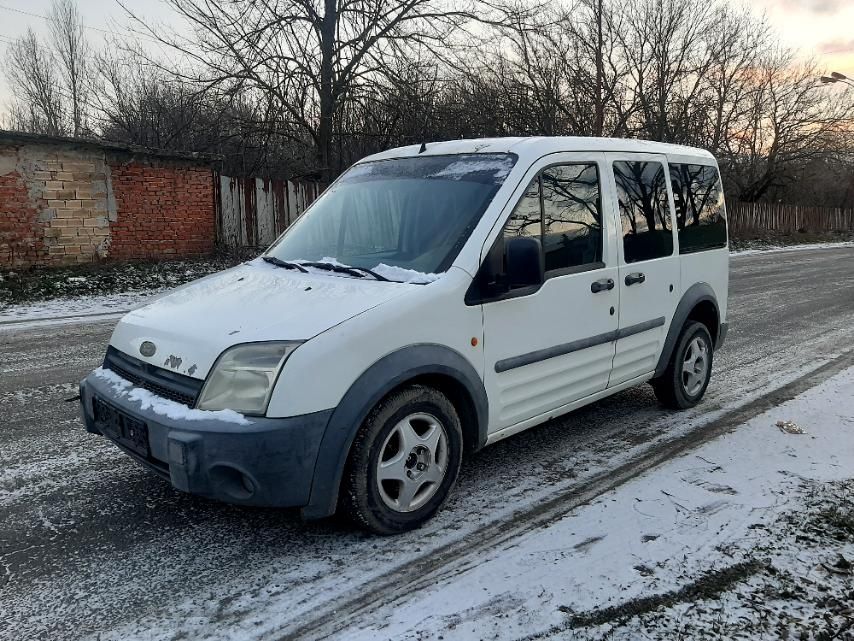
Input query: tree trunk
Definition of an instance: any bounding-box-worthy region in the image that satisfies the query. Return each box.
[318,0,337,182]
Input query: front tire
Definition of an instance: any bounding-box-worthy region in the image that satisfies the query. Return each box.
[340,385,463,535]
[652,321,714,409]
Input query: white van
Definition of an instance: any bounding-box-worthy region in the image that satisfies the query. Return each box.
[80,137,729,534]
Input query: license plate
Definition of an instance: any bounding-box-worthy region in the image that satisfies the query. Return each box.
[93,397,150,457]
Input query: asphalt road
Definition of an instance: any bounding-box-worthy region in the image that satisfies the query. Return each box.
[2,247,854,641]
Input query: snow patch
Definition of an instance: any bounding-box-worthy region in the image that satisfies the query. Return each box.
[294,256,440,284]
[0,290,160,325]
[92,367,251,425]
[731,241,854,257]
[429,156,515,180]
[372,263,440,284]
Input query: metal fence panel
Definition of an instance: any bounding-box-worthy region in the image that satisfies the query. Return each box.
[217,174,323,249]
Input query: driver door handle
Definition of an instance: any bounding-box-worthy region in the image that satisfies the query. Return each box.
[590,278,615,293]
[625,272,646,286]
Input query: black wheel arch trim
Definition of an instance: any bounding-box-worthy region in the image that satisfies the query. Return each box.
[300,343,488,520]
[655,282,721,378]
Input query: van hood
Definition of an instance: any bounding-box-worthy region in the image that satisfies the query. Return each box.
[109,260,418,380]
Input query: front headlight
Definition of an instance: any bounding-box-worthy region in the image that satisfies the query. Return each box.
[196,342,301,415]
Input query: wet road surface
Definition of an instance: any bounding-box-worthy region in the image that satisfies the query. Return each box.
[2,247,854,641]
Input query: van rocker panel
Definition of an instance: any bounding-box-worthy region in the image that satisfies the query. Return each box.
[80,371,331,508]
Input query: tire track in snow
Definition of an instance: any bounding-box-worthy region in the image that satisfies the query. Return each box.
[280,349,854,641]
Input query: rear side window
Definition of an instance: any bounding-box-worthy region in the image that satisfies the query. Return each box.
[669,164,727,253]
[613,160,673,263]
[541,164,603,273]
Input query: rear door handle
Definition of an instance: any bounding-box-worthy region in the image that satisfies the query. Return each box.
[625,272,646,286]
[590,278,615,293]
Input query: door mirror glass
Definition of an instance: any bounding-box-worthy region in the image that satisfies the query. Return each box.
[506,236,544,288]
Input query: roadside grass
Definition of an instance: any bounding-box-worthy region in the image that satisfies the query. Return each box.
[0,254,247,308]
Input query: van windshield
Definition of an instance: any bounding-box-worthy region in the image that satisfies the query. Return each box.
[265,153,517,281]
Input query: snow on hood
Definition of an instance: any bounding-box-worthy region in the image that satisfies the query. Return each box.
[293,257,440,284]
[109,259,419,380]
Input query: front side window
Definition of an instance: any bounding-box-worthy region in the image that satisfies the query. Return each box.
[613,160,673,263]
[266,153,517,277]
[502,162,603,275]
[476,162,604,298]
[670,163,727,253]
[541,164,602,272]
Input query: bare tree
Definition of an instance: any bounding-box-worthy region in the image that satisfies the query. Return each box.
[48,0,91,136]
[4,29,66,135]
[120,0,503,180]
[722,53,854,202]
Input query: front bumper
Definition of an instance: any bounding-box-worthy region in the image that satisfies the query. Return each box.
[80,372,332,508]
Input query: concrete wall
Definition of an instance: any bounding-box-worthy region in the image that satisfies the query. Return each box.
[0,134,216,268]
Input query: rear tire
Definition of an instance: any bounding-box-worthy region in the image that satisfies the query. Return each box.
[652,321,714,409]
[340,385,463,535]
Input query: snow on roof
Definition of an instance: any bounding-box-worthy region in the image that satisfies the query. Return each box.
[358,136,716,165]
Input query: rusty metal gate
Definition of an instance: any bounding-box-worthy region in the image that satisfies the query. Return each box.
[216,175,324,249]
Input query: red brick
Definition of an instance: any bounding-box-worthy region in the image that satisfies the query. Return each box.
[107,161,215,261]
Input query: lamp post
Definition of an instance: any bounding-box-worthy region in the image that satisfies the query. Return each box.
[820,71,854,88]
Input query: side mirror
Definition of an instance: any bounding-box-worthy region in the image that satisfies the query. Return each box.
[464,235,543,305]
[505,236,543,288]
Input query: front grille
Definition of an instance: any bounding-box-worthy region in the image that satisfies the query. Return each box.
[103,346,204,407]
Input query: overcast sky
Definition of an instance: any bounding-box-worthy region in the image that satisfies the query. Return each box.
[0,0,852,116]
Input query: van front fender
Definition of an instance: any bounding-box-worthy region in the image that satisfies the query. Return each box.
[300,343,488,520]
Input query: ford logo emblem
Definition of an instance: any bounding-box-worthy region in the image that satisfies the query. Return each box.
[139,341,157,357]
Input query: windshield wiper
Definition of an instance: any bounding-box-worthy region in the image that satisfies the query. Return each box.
[300,261,391,282]
[262,255,308,273]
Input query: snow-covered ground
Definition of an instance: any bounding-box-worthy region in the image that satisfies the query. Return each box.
[730,240,854,257]
[0,290,160,326]
[335,366,854,641]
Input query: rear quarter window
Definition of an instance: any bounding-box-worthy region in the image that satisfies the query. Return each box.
[669,163,728,253]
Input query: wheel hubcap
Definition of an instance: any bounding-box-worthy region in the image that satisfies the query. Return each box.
[377,413,448,513]
[681,337,709,396]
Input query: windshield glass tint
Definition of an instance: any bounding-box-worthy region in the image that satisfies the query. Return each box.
[266,154,517,278]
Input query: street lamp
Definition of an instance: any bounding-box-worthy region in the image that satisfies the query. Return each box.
[820,71,854,88]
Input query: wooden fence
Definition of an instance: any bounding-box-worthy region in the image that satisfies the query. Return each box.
[727,202,854,235]
[216,175,324,249]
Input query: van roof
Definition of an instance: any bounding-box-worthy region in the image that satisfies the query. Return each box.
[358,136,716,165]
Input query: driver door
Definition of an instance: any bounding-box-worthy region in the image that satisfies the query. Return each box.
[479,153,620,434]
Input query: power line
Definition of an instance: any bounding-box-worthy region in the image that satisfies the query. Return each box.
[0,3,159,44]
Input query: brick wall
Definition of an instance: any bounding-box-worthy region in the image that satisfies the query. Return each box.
[0,171,44,266]
[0,133,216,268]
[109,163,215,260]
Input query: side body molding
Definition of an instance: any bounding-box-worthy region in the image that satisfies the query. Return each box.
[301,343,488,520]
[654,282,720,378]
